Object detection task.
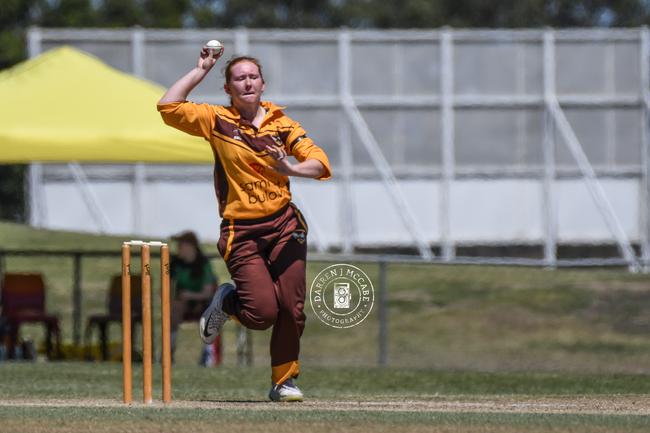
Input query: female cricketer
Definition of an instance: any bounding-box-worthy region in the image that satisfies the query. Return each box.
[157,45,331,402]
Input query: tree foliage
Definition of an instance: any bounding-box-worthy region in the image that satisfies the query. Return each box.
[3,0,650,68]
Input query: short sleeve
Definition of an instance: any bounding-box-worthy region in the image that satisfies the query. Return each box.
[157,101,216,140]
[285,120,332,181]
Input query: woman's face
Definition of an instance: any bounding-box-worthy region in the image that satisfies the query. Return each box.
[224,61,265,108]
[177,241,197,262]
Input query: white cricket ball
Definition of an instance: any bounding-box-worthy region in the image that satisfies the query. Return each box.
[205,39,223,49]
[204,39,224,61]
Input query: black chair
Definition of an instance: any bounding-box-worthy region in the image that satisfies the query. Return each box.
[84,274,142,361]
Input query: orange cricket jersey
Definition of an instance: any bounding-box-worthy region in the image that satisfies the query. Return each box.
[157,101,332,220]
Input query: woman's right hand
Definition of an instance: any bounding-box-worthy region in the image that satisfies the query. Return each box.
[198,47,223,71]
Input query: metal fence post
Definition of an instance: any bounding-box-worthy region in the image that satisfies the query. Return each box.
[131,27,146,236]
[237,325,253,366]
[26,27,44,231]
[27,164,44,229]
[542,30,557,268]
[132,164,145,235]
[440,27,456,261]
[235,27,250,55]
[640,26,650,270]
[131,26,144,77]
[377,260,388,366]
[73,253,82,347]
[338,30,357,254]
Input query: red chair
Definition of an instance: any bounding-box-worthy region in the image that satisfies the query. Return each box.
[1,273,62,359]
[84,274,142,361]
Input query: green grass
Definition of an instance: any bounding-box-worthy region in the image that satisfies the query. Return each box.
[2,220,650,373]
[2,363,650,433]
[3,221,650,431]
[1,407,649,433]
[4,363,650,399]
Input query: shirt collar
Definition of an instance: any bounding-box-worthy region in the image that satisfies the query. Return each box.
[221,101,286,121]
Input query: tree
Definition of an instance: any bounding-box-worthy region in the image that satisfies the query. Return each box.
[96,0,142,27]
[39,0,96,27]
[144,0,191,28]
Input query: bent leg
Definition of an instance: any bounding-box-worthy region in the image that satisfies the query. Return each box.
[222,254,278,331]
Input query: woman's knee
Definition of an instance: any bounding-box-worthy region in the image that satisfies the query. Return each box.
[245,306,278,330]
[277,297,305,319]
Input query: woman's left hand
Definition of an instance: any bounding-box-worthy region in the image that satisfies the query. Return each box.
[265,145,325,178]
[265,145,294,176]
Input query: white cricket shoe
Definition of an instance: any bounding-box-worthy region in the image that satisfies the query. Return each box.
[268,379,304,402]
[199,282,235,344]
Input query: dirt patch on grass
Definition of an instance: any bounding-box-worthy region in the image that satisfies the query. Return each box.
[2,395,650,415]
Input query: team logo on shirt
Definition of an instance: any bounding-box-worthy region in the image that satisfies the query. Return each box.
[292,229,306,244]
[233,128,243,141]
[248,162,265,175]
[239,177,288,204]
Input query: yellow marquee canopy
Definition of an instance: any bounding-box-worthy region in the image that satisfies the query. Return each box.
[0,46,213,163]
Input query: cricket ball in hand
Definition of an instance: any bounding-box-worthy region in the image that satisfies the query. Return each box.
[204,39,224,59]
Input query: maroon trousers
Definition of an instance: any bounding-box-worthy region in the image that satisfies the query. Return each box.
[218,203,308,370]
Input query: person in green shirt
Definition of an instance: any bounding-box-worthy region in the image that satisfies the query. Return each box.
[170,231,219,365]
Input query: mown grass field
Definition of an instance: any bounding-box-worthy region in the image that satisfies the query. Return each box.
[2,221,650,431]
[2,363,650,432]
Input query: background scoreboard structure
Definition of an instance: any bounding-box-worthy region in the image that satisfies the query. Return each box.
[26,27,650,267]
